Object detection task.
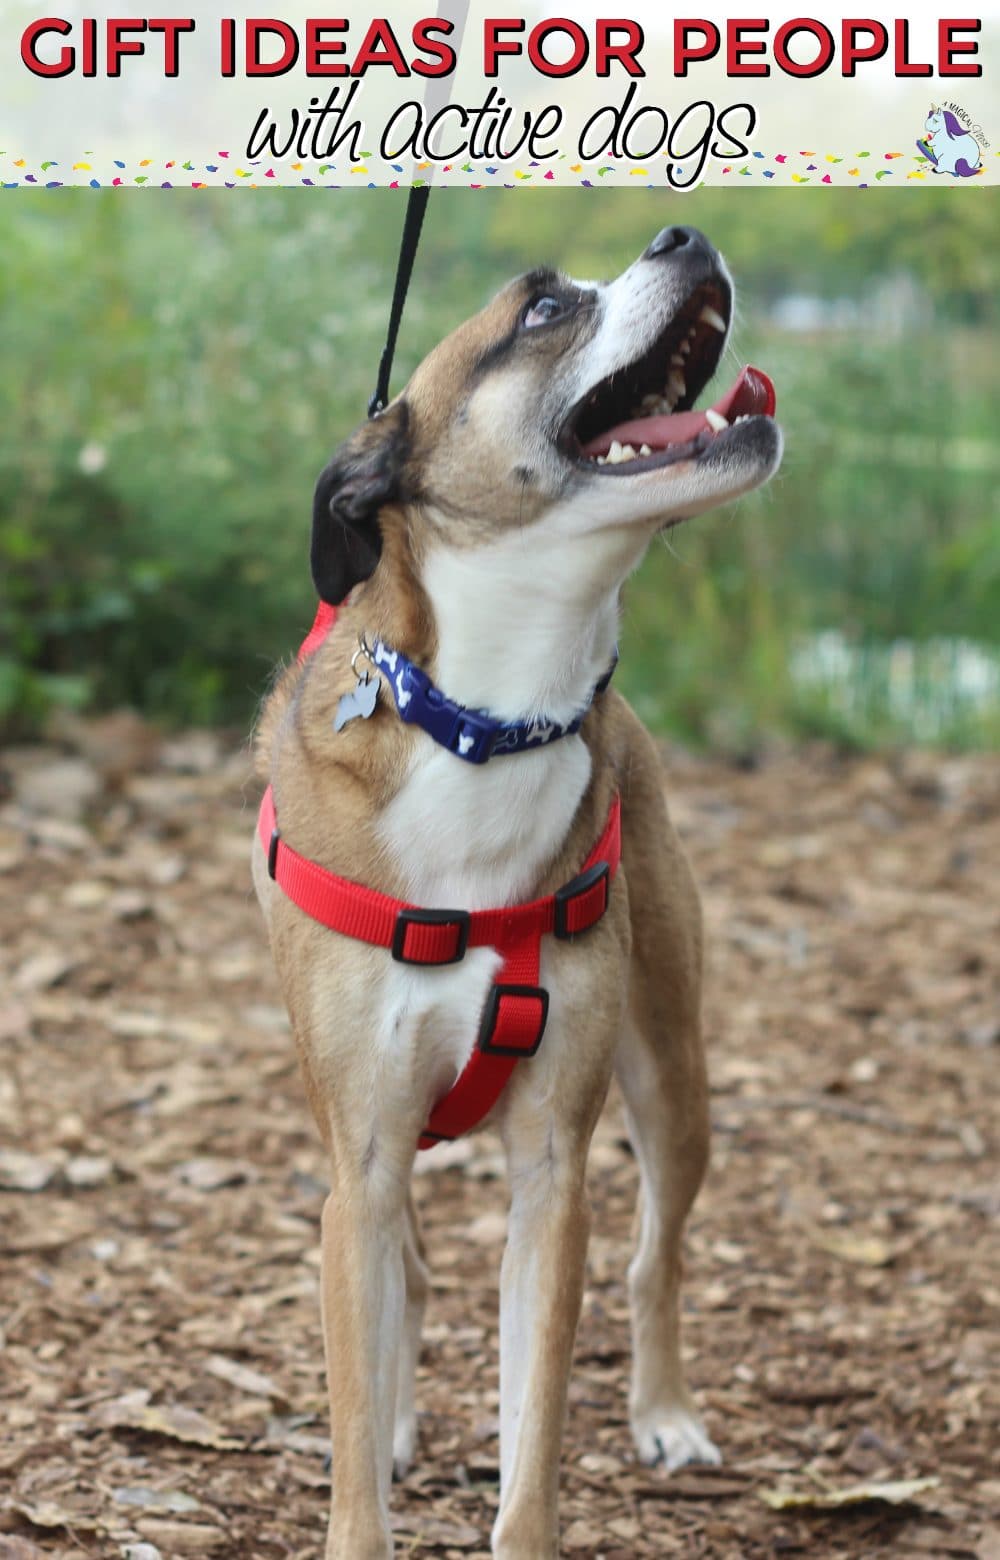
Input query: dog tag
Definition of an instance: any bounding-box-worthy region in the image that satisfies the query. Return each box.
[334,672,381,733]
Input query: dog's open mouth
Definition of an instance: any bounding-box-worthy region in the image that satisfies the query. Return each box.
[562,279,776,476]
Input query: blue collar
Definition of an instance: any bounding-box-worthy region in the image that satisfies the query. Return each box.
[368,639,617,765]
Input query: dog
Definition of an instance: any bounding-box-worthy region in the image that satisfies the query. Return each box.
[253,223,782,1558]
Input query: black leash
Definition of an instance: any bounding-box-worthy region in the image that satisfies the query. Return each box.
[368,186,431,418]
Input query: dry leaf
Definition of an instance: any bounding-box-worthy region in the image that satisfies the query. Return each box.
[578,1453,623,1476]
[0,1001,31,1044]
[0,1201,93,1253]
[760,1476,941,1511]
[6,1501,103,1534]
[132,1521,227,1553]
[0,826,28,875]
[0,1150,62,1193]
[415,1519,482,1547]
[804,1225,896,1267]
[0,1539,48,1559]
[13,951,76,992]
[95,1390,244,1450]
[11,756,100,820]
[205,1354,281,1400]
[173,1157,252,1191]
[465,1212,507,1246]
[652,1475,753,1498]
[64,1154,114,1188]
[112,1488,201,1514]
[563,1518,607,1550]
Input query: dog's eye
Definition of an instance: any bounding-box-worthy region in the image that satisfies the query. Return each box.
[524,296,566,329]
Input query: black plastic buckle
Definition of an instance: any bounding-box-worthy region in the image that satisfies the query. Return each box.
[267,829,281,880]
[553,861,610,940]
[392,906,471,966]
[478,984,549,1058]
[448,710,497,765]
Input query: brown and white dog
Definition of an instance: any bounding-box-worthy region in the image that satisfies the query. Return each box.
[253,224,782,1558]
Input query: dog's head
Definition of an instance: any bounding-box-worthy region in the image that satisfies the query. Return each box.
[312,225,782,604]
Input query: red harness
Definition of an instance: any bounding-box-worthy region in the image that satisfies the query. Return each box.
[259,604,622,1151]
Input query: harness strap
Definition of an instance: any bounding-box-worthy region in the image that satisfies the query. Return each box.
[297,600,339,662]
[259,787,620,1151]
[418,805,619,1149]
[260,786,619,961]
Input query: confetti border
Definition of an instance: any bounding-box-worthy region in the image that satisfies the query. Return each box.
[1,147,996,189]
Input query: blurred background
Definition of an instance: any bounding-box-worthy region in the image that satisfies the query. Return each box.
[2,189,998,751]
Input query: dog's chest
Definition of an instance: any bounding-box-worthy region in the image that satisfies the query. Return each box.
[378,738,592,907]
[371,737,593,1091]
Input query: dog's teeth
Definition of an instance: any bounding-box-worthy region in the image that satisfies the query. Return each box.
[734,414,749,425]
[607,440,624,464]
[667,371,686,402]
[596,455,607,465]
[670,353,685,367]
[639,444,653,457]
[680,338,692,356]
[641,393,662,413]
[618,443,638,463]
[699,305,727,333]
[705,408,728,432]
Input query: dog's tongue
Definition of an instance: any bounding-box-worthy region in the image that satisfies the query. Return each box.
[581,365,776,458]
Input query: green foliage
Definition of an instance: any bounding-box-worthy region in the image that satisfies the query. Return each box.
[0,190,997,746]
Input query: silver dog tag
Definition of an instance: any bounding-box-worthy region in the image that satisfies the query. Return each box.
[334,672,382,733]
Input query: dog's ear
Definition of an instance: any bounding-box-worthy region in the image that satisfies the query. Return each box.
[311,402,410,604]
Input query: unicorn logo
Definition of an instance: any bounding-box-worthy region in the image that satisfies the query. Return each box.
[918,104,983,178]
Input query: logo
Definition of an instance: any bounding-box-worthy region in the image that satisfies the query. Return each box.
[917,103,987,178]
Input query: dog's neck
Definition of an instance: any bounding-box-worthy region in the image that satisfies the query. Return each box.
[409,524,627,728]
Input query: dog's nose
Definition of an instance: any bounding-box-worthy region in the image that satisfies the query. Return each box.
[644,226,714,261]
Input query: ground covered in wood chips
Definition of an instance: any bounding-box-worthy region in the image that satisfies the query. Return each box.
[1,727,997,1560]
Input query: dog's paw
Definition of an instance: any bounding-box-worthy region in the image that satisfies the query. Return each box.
[392,1419,416,1482]
[632,1407,721,1472]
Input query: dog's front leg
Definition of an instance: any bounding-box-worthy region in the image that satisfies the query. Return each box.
[491,1115,593,1560]
[320,1165,408,1560]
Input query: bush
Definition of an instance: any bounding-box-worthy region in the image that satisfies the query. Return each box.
[1,191,997,746]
